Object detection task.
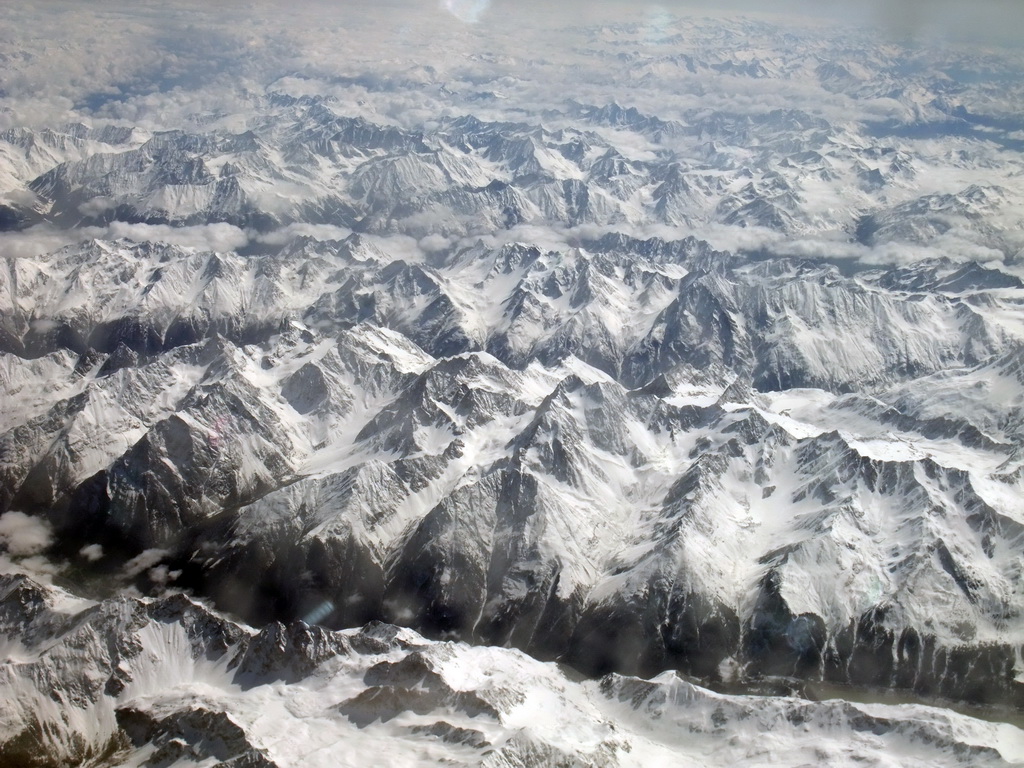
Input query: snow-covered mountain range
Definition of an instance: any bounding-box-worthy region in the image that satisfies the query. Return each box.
[2,574,1021,767]
[3,229,1023,709]
[2,2,1024,764]
[3,88,1023,259]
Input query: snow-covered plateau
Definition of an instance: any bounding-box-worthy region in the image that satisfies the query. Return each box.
[1,1,1024,764]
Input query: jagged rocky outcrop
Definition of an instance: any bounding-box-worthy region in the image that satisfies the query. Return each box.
[0,575,1019,768]
[2,228,1024,707]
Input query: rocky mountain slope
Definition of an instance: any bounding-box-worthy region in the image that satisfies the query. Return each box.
[2,231,1023,708]
[1,574,1020,767]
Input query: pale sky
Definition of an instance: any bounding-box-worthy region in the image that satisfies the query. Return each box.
[480,0,1024,46]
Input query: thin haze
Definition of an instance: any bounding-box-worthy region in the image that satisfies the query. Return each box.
[477,0,1024,45]
[0,0,1022,267]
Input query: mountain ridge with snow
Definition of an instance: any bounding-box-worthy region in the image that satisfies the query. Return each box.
[2,3,1024,764]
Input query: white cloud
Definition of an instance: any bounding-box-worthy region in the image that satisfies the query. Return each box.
[0,512,53,557]
[0,553,62,583]
[0,0,1017,278]
[0,222,251,258]
[0,226,87,259]
[123,548,169,578]
[418,233,453,253]
[147,564,181,585]
[255,223,354,246]
[77,196,118,217]
[104,222,250,252]
[79,543,104,562]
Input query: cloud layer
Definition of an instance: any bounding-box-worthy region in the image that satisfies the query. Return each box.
[0,0,1021,272]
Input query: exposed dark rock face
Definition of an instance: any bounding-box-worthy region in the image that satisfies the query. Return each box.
[3,234,1023,710]
[0,574,1017,767]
